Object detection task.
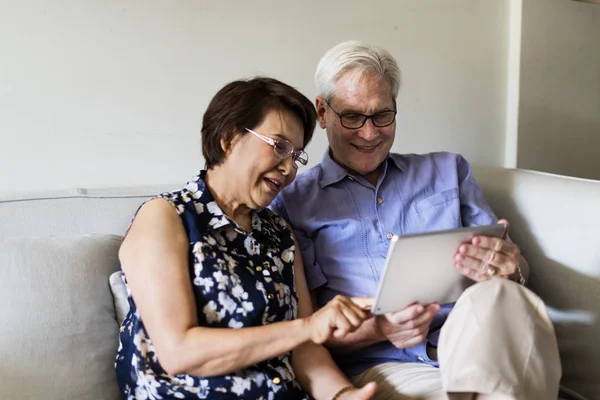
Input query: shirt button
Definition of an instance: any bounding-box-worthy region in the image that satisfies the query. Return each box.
[272,377,281,384]
[386,232,393,240]
[377,197,383,204]
[267,294,274,300]
[256,266,263,272]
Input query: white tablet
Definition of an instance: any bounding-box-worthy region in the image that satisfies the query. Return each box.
[371,224,507,315]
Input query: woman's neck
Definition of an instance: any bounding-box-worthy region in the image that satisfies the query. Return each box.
[204,167,252,231]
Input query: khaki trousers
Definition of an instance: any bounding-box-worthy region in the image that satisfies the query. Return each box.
[351,279,561,400]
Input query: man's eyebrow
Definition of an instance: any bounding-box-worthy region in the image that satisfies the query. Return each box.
[337,107,362,114]
[338,106,396,114]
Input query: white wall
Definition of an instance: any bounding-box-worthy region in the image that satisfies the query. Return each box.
[0,0,511,194]
[518,0,600,180]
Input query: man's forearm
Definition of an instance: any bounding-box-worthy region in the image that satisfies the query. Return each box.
[325,316,385,354]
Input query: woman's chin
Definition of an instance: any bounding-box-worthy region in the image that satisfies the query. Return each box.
[254,193,276,210]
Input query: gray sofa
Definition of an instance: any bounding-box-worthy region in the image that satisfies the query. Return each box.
[1,165,598,400]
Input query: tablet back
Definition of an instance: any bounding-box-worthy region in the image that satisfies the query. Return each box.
[372,224,506,315]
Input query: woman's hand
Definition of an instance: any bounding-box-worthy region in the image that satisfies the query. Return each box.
[304,296,372,345]
[337,383,377,400]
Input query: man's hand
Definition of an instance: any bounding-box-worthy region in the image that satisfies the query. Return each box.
[375,303,440,349]
[454,219,521,282]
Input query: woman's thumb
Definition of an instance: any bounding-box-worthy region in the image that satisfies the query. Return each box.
[355,382,377,399]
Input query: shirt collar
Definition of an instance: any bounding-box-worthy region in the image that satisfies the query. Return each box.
[185,170,231,230]
[319,148,407,188]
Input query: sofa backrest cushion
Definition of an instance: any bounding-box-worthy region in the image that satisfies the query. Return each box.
[0,185,175,237]
[473,166,600,399]
[0,235,123,400]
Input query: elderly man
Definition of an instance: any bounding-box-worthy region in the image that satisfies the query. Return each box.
[271,41,561,400]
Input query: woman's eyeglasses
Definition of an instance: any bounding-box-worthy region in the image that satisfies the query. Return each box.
[245,128,308,168]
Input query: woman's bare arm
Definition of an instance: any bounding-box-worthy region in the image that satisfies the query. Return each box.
[120,199,314,377]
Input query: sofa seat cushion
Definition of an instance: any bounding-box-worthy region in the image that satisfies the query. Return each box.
[0,235,123,400]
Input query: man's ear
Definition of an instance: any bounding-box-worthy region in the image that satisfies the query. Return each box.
[315,96,328,129]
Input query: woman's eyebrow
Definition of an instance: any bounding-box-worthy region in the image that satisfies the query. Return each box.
[272,132,304,149]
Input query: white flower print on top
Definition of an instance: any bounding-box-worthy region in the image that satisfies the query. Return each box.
[282,247,294,264]
[115,171,308,400]
[212,270,230,291]
[194,276,214,293]
[230,376,252,396]
[218,291,237,315]
[244,236,260,255]
[203,300,221,324]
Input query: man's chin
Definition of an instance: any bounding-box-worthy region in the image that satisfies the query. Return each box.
[352,157,387,174]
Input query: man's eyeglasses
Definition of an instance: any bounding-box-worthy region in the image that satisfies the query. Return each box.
[245,128,308,168]
[325,100,396,129]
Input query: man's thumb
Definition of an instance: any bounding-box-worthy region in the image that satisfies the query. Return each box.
[356,382,377,399]
[498,218,510,239]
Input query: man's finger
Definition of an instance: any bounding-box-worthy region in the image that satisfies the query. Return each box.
[456,253,518,277]
[470,236,519,256]
[385,303,426,324]
[455,262,489,282]
[497,219,510,239]
[401,303,439,329]
[457,245,512,269]
[350,296,374,310]
[340,305,367,328]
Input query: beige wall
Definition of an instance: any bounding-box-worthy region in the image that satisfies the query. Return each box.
[518,0,600,180]
[0,0,511,194]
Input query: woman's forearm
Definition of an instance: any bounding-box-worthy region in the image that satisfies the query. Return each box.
[163,318,310,377]
[291,342,354,400]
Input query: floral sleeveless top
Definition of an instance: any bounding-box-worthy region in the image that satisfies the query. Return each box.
[115,171,310,399]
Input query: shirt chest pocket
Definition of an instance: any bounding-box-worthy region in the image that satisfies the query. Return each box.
[413,189,461,231]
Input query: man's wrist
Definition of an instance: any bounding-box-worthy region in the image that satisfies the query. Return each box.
[371,315,387,341]
[510,264,527,285]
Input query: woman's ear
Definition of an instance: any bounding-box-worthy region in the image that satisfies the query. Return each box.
[220,132,243,155]
[220,137,230,154]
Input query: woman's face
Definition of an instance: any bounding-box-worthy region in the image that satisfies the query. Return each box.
[224,108,305,209]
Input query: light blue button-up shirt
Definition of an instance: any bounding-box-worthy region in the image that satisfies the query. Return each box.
[270,149,499,377]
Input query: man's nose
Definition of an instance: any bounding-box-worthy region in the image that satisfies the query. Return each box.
[357,118,378,141]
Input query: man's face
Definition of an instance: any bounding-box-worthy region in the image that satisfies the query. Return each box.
[316,73,396,179]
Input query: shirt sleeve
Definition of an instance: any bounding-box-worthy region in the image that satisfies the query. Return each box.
[269,195,328,291]
[457,155,499,227]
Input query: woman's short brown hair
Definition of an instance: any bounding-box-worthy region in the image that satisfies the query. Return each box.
[201,77,316,169]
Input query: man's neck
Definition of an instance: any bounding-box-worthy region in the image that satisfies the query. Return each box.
[328,149,385,187]
[363,167,382,187]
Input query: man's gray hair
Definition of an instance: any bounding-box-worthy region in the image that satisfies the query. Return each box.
[315,40,401,101]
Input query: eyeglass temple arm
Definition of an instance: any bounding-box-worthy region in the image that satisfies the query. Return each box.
[245,128,276,146]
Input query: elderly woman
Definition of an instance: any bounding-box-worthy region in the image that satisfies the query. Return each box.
[115,77,376,400]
